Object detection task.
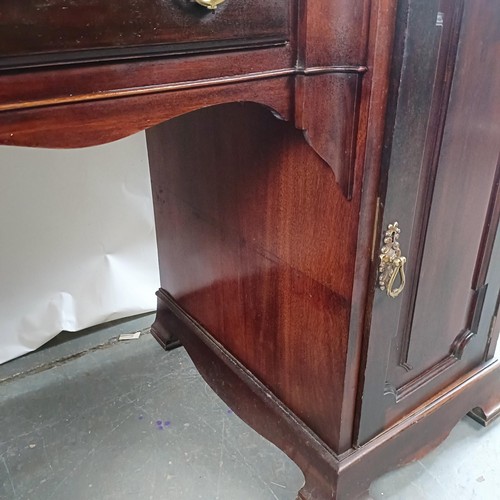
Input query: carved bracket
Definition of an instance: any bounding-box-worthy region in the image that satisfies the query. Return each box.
[294,71,364,199]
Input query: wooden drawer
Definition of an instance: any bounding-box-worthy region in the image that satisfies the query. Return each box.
[0,0,291,70]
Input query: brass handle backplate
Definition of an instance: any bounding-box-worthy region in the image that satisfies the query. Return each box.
[194,0,225,9]
[378,222,406,298]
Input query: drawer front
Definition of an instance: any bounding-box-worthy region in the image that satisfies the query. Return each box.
[0,0,290,70]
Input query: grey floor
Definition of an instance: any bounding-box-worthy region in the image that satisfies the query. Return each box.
[1,315,499,500]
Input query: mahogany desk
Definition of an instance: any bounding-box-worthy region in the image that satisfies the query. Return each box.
[1,1,499,498]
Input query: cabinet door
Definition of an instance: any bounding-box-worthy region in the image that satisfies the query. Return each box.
[357,0,500,444]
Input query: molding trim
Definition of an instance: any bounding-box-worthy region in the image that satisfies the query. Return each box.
[0,66,367,114]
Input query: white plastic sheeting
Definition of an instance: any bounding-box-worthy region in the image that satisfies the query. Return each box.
[0,132,160,364]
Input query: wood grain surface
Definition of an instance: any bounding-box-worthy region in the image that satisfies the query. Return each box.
[1,0,499,497]
[0,0,290,69]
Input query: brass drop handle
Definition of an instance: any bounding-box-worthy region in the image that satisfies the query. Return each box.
[385,255,406,298]
[194,0,225,9]
[378,222,407,298]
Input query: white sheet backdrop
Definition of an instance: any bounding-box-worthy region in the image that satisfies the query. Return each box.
[0,132,160,364]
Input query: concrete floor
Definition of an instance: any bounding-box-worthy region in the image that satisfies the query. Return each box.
[1,316,499,500]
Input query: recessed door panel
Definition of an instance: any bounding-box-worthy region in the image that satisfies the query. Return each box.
[357,0,500,444]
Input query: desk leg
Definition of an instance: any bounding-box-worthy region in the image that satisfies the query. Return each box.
[143,101,362,498]
[150,314,182,351]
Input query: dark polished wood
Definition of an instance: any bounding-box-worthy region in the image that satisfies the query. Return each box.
[154,289,500,500]
[357,0,500,444]
[147,101,364,451]
[1,1,498,498]
[0,0,290,70]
